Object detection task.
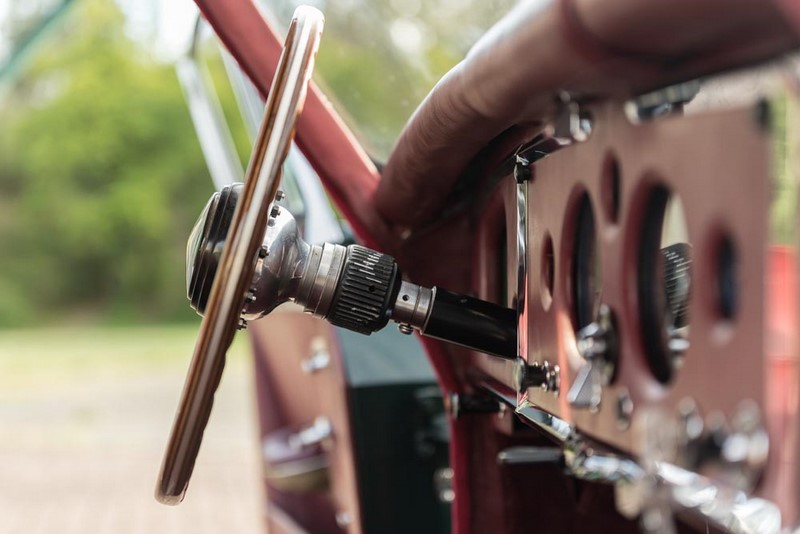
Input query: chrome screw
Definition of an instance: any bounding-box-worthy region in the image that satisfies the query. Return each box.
[616,389,634,430]
[513,154,531,183]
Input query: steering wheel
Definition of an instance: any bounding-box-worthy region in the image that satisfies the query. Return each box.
[156,6,324,504]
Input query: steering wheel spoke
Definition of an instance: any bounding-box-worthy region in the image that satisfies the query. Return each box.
[156,6,324,505]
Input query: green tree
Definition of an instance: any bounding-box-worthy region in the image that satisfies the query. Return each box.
[0,0,213,326]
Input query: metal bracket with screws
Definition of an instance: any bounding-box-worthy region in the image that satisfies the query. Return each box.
[513,358,560,394]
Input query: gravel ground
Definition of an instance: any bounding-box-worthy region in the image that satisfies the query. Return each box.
[0,326,264,534]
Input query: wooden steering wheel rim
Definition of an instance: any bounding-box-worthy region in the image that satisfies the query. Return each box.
[156,6,323,505]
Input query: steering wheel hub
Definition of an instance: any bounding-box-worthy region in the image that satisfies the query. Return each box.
[186,184,240,315]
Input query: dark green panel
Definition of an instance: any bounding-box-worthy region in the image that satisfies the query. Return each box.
[348,383,451,534]
[336,326,436,386]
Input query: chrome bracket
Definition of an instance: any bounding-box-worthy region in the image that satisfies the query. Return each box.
[567,304,617,410]
[511,400,780,533]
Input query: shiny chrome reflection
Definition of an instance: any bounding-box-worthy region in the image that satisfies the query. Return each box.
[660,196,692,372]
[515,155,529,368]
[638,188,692,384]
[512,399,779,533]
[568,304,617,410]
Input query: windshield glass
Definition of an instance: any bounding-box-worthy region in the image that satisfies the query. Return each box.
[261,0,517,160]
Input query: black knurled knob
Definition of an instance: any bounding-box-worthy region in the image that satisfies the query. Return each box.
[326,245,400,334]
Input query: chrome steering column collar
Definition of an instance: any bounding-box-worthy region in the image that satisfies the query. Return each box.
[295,242,346,318]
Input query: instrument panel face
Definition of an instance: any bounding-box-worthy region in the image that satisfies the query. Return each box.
[474,91,800,521]
[524,102,767,433]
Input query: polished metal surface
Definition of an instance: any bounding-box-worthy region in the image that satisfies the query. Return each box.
[188,195,350,323]
[290,416,333,448]
[676,400,770,494]
[563,435,644,484]
[515,160,528,367]
[298,242,346,317]
[552,93,592,145]
[657,464,782,534]
[157,6,324,505]
[515,400,573,442]
[632,80,701,120]
[513,397,784,533]
[261,415,333,494]
[567,304,617,410]
[397,323,414,335]
[517,400,636,481]
[433,468,455,504]
[242,203,311,320]
[189,191,511,351]
[213,20,346,245]
[615,388,634,430]
[512,359,559,394]
[300,337,331,374]
[391,280,433,330]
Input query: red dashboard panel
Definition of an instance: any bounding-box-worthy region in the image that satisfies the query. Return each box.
[474,93,800,526]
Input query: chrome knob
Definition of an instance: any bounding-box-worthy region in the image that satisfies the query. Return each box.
[568,304,617,410]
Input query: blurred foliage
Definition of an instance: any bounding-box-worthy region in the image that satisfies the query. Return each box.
[0,0,77,79]
[0,0,213,326]
[266,0,516,159]
[0,0,518,327]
